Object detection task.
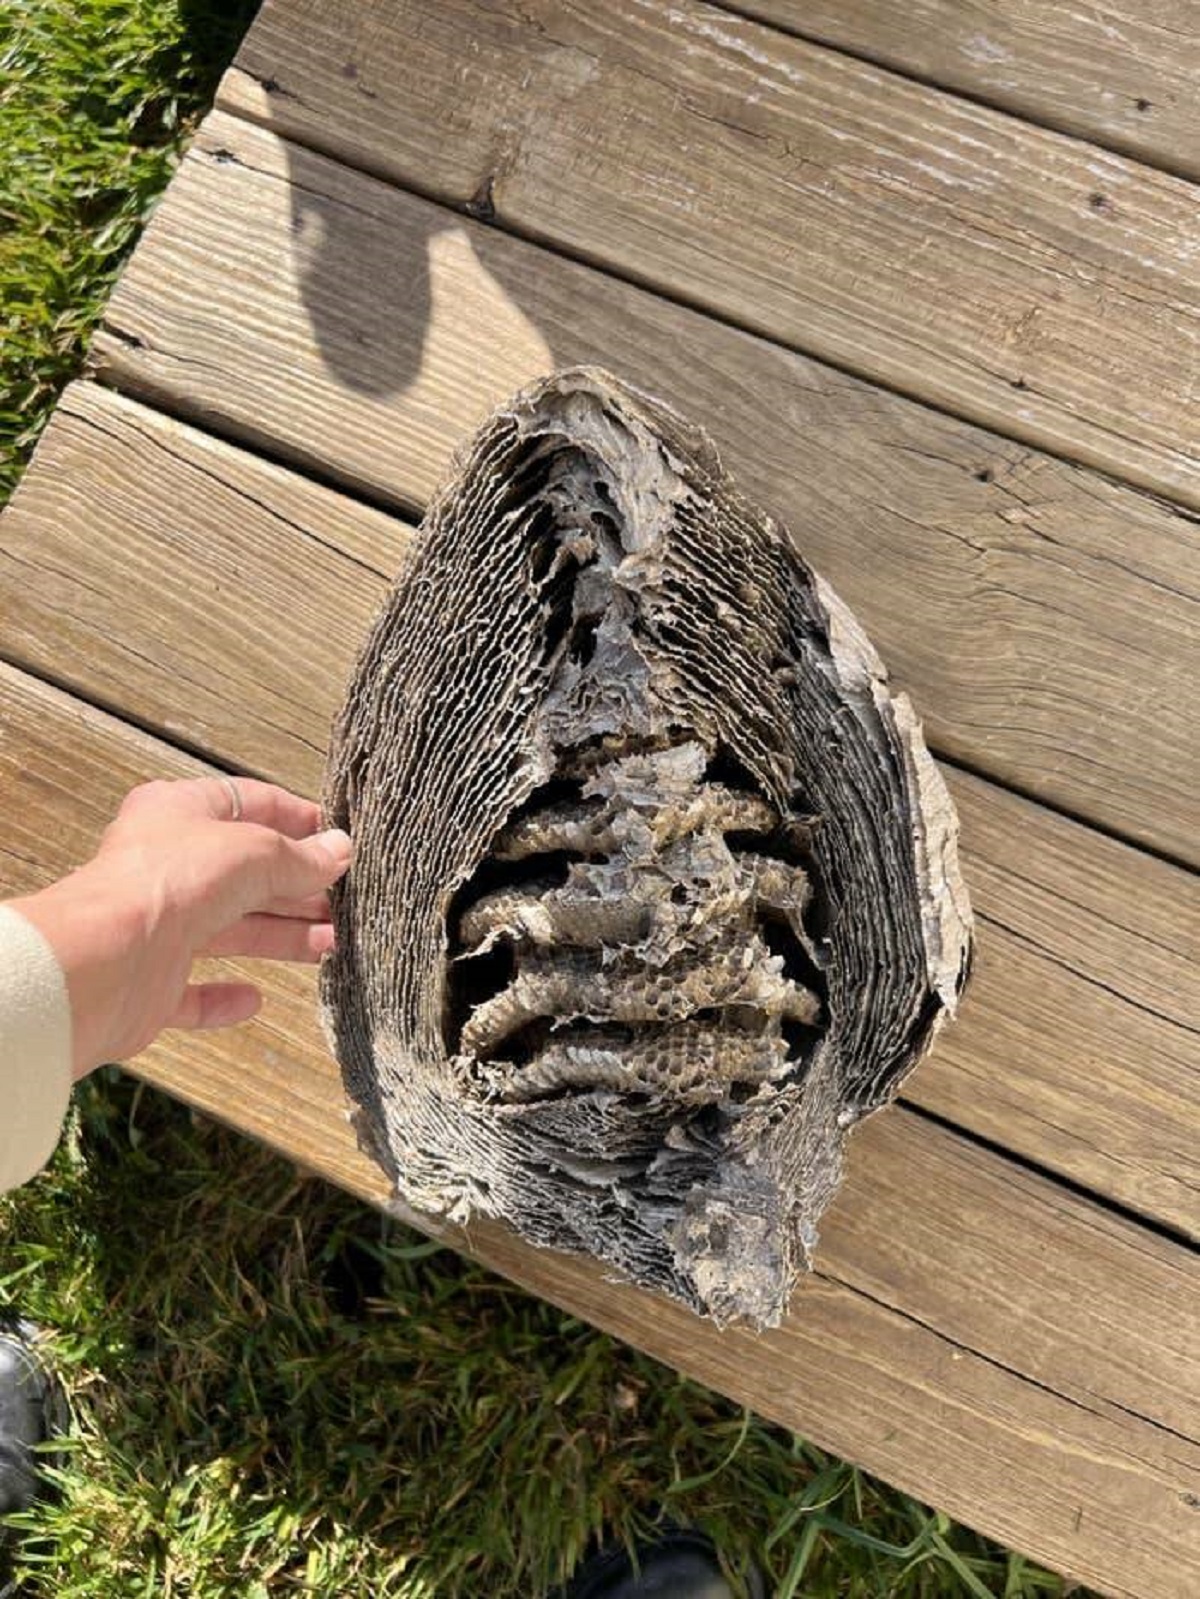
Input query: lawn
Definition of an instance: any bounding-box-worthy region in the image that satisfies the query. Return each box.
[0,4,1091,1595]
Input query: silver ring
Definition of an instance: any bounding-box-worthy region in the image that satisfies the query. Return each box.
[219,775,243,822]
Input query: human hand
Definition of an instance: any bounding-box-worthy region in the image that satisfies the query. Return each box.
[10,777,352,1081]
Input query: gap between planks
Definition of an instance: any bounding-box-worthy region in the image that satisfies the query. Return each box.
[712,1,1200,185]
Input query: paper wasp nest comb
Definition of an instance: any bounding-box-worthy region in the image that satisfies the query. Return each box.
[321,367,972,1328]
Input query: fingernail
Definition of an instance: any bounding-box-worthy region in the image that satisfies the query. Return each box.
[314,827,353,866]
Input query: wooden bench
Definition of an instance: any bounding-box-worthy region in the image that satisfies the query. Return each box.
[1,4,1196,1594]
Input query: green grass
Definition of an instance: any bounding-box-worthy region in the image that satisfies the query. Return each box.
[0,4,1095,1594]
[0,0,258,502]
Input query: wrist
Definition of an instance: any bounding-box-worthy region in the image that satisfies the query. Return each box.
[11,865,149,1078]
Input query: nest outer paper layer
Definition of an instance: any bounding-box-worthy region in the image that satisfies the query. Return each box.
[320,366,973,1328]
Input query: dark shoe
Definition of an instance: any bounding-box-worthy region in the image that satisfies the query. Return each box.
[561,1527,764,1598]
[0,1320,64,1517]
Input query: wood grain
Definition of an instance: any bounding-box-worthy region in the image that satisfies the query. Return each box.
[215,0,1200,508]
[0,387,405,783]
[3,383,1196,1238]
[91,114,1200,866]
[727,1,1200,181]
[0,657,1196,1599]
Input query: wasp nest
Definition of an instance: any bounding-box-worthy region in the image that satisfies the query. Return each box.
[321,367,972,1327]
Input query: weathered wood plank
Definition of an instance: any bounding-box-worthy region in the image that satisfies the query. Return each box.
[729,1,1200,181]
[91,114,1200,866]
[4,383,1196,1238]
[0,658,1196,1599]
[912,769,1200,1236]
[0,389,402,782]
[215,0,1200,507]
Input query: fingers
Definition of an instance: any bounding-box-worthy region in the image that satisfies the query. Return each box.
[113,778,352,937]
[169,981,263,1032]
[265,890,333,921]
[187,824,352,931]
[203,778,325,838]
[202,914,336,963]
[121,776,326,839]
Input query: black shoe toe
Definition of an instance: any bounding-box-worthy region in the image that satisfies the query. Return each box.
[561,1528,762,1598]
[0,1320,63,1517]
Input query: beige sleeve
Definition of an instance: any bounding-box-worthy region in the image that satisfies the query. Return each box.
[0,904,74,1194]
